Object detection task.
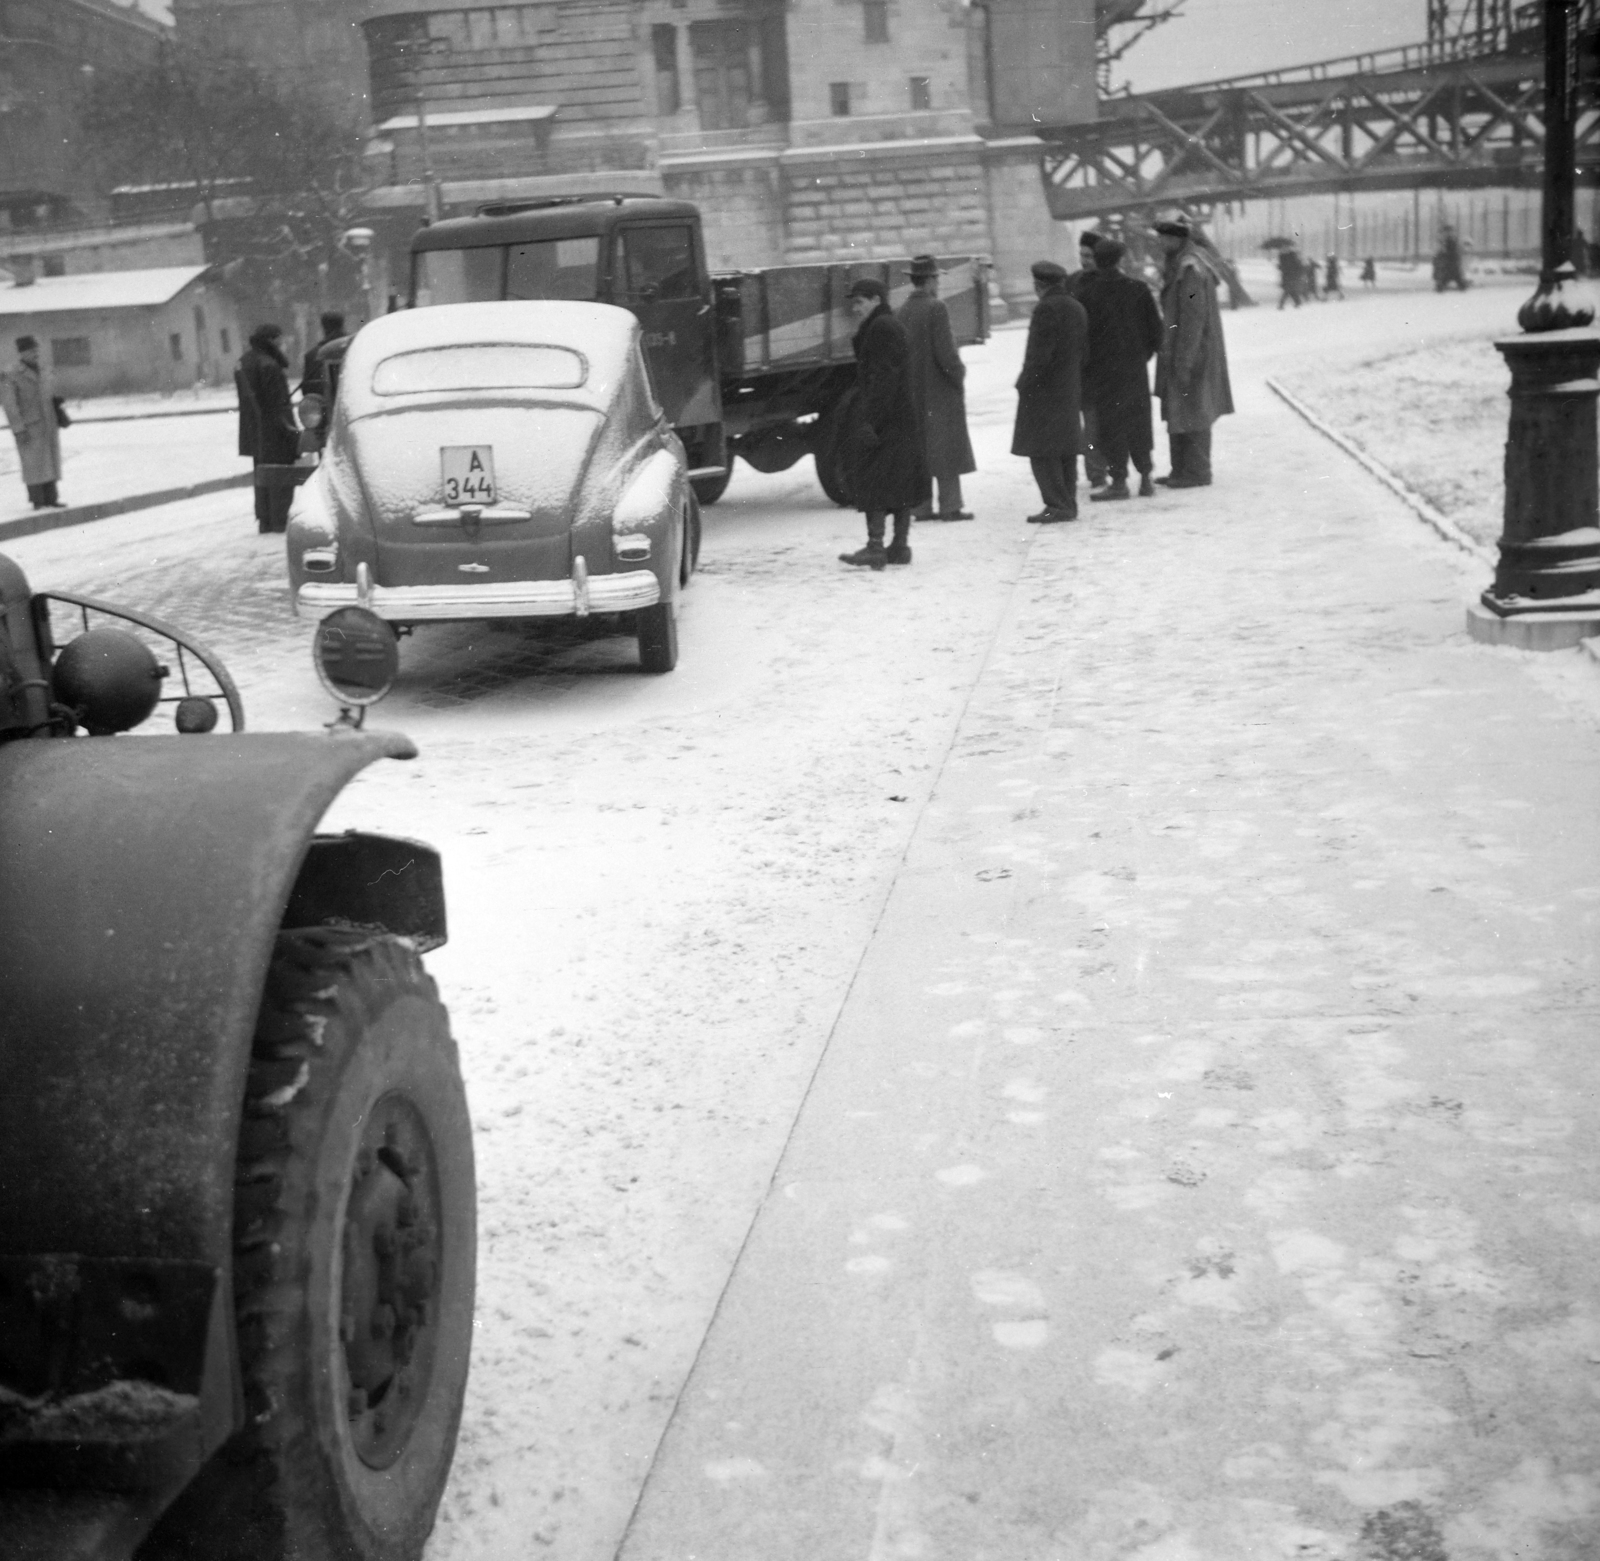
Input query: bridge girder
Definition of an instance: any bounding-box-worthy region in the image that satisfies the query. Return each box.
[1041,40,1598,219]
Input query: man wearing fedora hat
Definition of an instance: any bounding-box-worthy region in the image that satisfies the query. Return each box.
[897,254,975,521]
[1,335,66,509]
[1153,218,1233,488]
[1012,259,1089,523]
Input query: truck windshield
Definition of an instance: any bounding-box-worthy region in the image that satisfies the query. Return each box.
[414,247,502,306]
[413,238,600,305]
[507,237,600,301]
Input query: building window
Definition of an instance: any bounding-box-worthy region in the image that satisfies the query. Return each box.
[42,254,65,277]
[170,332,183,361]
[909,75,931,110]
[863,0,888,43]
[653,24,680,116]
[51,337,91,368]
[690,17,789,131]
[220,327,232,356]
[830,81,851,116]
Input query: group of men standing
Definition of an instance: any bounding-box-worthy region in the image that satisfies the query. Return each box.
[836,217,1234,566]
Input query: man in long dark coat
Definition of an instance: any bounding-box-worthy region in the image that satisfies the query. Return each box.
[236,323,300,533]
[297,310,352,454]
[838,278,929,570]
[1154,219,1234,488]
[1012,259,1089,524]
[1,335,65,509]
[897,254,975,521]
[1067,231,1109,489]
[1078,238,1163,501]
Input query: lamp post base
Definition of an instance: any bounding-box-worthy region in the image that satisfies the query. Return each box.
[1467,596,1600,651]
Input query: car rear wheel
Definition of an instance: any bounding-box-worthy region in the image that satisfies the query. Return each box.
[636,600,678,674]
[138,929,476,1561]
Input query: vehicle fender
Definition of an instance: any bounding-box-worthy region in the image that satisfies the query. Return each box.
[0,730,427,1271]
[611,445,686,589]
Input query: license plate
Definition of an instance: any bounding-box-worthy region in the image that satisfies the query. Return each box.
[441,446,496,506]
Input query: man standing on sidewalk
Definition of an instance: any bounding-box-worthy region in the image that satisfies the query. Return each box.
[1013,260,1089,524]
[235,323,300,534]
[1079,238,1163,502]
[1068,231,1109,490]
[1,336,66,510]
[1154,219,1233,489]
[898,255,975,522]
[297,310,352,454]
[838,279,928,570]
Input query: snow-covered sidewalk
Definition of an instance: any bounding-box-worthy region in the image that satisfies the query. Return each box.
[618,306,1600,1560]
[0,402,245,526]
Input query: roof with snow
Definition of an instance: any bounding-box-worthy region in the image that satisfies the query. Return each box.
[0,266,212,317]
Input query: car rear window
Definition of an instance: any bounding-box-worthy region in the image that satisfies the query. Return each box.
[370,344,587,396]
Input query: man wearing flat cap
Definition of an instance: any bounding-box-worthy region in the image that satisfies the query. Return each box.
[1068,230,1110,489]
[1012,259,1089,523]
[837,277,929,569]
[897,255,975,521]
[1,335,66,509]
[1153,218,1234,488]
[1078,237,1163,500]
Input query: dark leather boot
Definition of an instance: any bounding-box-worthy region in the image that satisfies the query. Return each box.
[885,511,912,565]
[840,512,887,570]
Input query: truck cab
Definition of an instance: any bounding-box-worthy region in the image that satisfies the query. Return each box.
[410,196,725,490]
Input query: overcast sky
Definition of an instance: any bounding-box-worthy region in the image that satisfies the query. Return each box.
[1111,0,1432,92]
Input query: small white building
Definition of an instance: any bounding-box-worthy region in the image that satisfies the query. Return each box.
[0,266,245,397]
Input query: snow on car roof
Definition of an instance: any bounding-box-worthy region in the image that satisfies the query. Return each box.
[342,301,641,413]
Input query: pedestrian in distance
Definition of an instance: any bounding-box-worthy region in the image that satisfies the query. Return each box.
[236,323,300,535]
[1304,257,1322,300]
[897,254,975,522]
[1276,247,1303,309]
[1078,238,1163,502]
[297,310,352,454]
[1068,231,1109,489]
[1361,256,1377,288]
[837,278,929,571]
[1153,218,1233,489]
[1324,254,1346,299]
[1,335,67,510]
[1012,259,1089,524]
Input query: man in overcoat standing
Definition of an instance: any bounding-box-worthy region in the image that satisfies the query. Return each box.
[236,323,300,533]
[897,255,975,521]
[838,278,929,570]
[1,336,65,509]
[1153,219,1233,488]
[1012,259,1089,524]
[1078,238,1163,501]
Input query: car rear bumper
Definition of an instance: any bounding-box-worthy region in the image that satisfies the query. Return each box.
[296,571,661,621]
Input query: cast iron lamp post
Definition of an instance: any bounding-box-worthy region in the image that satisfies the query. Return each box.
[1470,0,1600,648]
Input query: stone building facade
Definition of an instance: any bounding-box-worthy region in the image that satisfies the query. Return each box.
[174,0,1098,308]
[0,0,169,227]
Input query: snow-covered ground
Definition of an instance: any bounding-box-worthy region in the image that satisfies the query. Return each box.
[4,271,1584,1561]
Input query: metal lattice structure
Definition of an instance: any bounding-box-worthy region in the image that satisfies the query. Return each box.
[1043,1,1599,220]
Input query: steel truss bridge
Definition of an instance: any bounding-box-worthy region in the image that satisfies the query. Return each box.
[1044,2,1599,220]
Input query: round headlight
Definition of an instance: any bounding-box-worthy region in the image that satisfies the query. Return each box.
[52,627,166,735]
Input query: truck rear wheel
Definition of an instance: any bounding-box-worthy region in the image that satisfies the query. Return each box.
[690,468,731,507]
[814,395,854,508]
[138,929,476,1561]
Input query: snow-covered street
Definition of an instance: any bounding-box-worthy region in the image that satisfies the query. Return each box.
[7,276,1597,1561]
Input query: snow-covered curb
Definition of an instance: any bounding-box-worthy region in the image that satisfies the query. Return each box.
[1265,375,1496,568]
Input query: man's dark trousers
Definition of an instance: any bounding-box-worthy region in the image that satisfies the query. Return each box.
[1030,456,1075,511]
[1168,431,1212,484]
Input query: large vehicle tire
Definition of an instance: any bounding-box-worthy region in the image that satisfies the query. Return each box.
[690,468,731,507]
[814,394,854,508]
[138,929,476,1561]
[636,599,678,673]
